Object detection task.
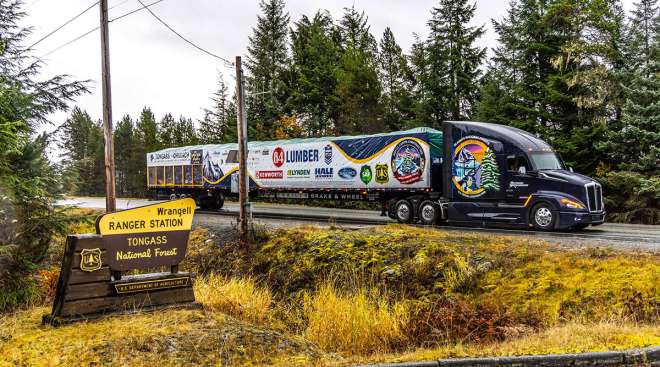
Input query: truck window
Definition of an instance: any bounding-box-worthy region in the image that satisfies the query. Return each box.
[226,150,239,163]
[529,152,564,170]
[507,155,530,172]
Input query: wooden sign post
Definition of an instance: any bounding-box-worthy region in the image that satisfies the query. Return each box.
[43,199,197,325]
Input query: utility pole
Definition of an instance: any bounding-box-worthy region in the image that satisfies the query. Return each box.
[235,56,249,237]
[100,0,116,213]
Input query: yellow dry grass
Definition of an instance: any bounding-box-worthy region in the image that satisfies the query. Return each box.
[303,283,409,355]
[334,321,660,366]
[194,274,273,324]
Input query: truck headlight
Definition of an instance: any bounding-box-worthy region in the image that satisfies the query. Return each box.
[560,198,585,209]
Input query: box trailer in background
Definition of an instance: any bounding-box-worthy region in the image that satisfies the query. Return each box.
[147,122,605,231]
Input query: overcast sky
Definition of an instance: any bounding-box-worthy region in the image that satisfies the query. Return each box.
[24,0,636,143]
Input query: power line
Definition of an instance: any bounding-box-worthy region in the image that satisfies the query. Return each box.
[135,0,234,68]
[28,0,99,50]
[39,0,166,58]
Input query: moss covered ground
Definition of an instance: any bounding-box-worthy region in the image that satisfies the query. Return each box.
[1,217,658,366]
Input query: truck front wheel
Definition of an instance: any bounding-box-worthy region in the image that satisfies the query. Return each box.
[531,203,556,231]
[394,199,413,224]
[418,200,439,225]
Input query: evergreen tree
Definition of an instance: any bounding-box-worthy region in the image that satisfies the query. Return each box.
[132,107,159,196]
[246,0,291,140]
[481,147,500,191]
[221,94,239,143]
[114,115,134,196]
[407,34,432,128]
[424,0,486,122]
[57,107,105,196]
[173,116,198,146]
[627,0,659,76]
[378,27,411,131]
[0,0,88,310]
[158,113,176,148]
[335,6,381,134]
[290,11,340,136]
[199,73,232,144]
[476,0,626,174]
[136,107,159,151]
[603,66,660,175]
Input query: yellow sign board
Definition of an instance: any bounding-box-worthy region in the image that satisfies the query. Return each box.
[96,198,196,271]
[98,198,195,235]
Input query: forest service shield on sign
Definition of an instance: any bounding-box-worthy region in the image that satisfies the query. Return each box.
[80,248,102,272]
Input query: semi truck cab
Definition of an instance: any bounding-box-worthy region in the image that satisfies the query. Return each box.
[438,121,605,230]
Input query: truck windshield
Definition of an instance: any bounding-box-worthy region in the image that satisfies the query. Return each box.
[529,152,564,170]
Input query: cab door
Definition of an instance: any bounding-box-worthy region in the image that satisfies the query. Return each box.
[483,154,531,225]
[504,154,533,203]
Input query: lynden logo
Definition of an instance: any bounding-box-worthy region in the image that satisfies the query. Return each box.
[287,169,311,178]
[338,167,357,180]
[315,167,333,179]
[324,145,333,165]
[273,147,285,167]
[80,248,102,272]
[257,170,283,179]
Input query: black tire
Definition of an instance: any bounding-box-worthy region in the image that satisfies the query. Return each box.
[387,198,398,219]
[394,199,414,224]
[531,203,556,231]
[169,193,178,201]
[418,200,439,225]
[215,194,225,210]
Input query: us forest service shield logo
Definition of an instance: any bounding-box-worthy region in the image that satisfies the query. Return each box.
[80,248,102,272]
[375,164,389,184]
[360,165,372,184]
[391,139,425,184]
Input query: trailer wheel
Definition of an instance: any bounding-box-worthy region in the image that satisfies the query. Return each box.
[387,198,398,219]
[418,200,439,225]
[394,200,413,224]
[215,194,225,210]
[531,203,556,231]
[169,193,177,201]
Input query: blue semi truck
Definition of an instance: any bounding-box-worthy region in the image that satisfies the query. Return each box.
[147,121,605,231]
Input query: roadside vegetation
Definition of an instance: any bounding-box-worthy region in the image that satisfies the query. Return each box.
[2,218,658,366]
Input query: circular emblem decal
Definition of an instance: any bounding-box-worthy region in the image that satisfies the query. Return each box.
[391,140,425,184]
[272,147,284,167]
[451,137,500,197]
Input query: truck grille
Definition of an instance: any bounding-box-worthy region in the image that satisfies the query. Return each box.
[585,182,604,212]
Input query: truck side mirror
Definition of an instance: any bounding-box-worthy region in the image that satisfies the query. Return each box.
[518,166,527,175]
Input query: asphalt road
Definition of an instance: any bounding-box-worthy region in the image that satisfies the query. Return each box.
[59,197,660,251]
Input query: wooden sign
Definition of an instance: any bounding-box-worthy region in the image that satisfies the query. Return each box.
[43,199,197,325]
[97,198,195,271]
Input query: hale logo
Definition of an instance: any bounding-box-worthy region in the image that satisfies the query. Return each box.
[324,145,333,165]
[272,147,285,167]
[375,164,389,184]
[80,248,102,272]
[360,165,372,185]
[315,167,333,179]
